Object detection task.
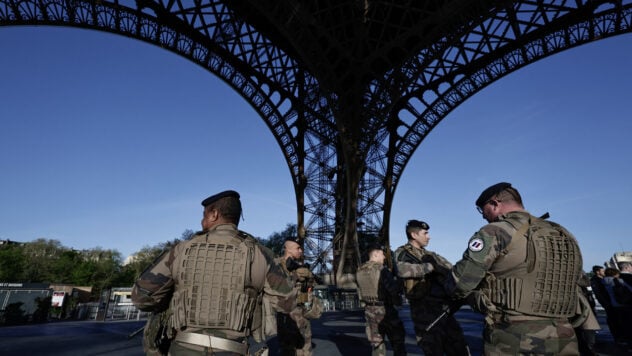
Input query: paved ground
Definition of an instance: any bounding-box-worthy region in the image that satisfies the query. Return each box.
[0,307,628,355]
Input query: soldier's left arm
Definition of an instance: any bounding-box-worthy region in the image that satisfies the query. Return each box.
[432,252,453,269]
[446,225,504,299]
[258,245,297,314]
[394,247,434,278]
[131,247,176,312]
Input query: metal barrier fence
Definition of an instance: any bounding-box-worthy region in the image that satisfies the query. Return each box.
[75,302,151,321]
[84,286,361,321]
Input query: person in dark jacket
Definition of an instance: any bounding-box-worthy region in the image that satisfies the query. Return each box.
[394,220,469,355]
[590,265,624,343]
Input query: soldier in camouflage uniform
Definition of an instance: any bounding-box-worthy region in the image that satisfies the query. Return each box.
[131,190,295,355]
[356,243,407,356]
[445,182,583,355]
[274,236,318,356]
[394,220,470,355]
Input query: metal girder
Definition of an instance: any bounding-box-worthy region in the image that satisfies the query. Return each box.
[2,0,632,285]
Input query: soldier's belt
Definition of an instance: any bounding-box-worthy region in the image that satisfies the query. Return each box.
[175,332,248,354]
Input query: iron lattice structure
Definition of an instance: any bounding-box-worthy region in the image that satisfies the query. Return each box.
[2,0,632,286]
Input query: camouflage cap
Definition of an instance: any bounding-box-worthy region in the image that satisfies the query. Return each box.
[475,182,512,207]
[201,190,240,207]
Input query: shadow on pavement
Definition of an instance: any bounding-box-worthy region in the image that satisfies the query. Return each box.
[0,307,628,355]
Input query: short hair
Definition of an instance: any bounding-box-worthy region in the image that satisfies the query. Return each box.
[496,186,523,206]
[592,265,604,273]
[205,196,242,224]
[605,267,620,277]
[406,220,429,240]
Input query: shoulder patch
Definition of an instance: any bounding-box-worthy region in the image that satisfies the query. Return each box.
[468,238,484,252]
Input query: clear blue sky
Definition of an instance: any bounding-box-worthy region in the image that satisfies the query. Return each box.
[1,26,631,270]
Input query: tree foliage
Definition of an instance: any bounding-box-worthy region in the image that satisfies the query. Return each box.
[0,243,25,282]
[257,223,296,256]
[0,225,293,299]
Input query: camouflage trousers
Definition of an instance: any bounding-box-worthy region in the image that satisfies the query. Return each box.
[483,317,578,356]
[364,305,386,355]
[364,305,407,356]
[278,306,312,356]
[143,310,173,356]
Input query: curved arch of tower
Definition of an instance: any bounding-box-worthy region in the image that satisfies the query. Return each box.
[2,0,631,286]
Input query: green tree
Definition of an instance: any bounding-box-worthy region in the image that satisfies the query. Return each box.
[85,248,123,295]
[21,238,65,282]
[117,229,192,286]
[71,259,97,286]
[51,249,82,284]
[0,228,195,299]
[118,245,166,286]
[0,244,26,281]
[180,229,195,241]
[258,223,296,256]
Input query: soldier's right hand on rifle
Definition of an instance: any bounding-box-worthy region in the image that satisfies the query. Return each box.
[295,266,311,280]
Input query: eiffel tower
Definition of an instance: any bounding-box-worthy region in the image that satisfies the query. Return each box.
[2,0,631,287]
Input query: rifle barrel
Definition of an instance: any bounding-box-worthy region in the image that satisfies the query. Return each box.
[424,310,448,333]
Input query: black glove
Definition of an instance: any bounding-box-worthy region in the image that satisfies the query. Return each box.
[421,254,450,279]
[420,254,436,265]
[286,257,301,272]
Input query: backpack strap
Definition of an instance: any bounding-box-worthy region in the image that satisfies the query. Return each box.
[510,215,533,271]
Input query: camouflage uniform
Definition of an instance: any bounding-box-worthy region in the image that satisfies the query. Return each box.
[274,256,316,356]
[356,260,407,356]
[142,309,173,356]
[394,243,469,355]
[446,211,582,355]
[132,223,295,355]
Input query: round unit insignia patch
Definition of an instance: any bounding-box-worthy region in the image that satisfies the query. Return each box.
[468,238,484,252]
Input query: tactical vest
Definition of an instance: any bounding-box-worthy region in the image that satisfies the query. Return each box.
[277,258,314,305]
[397,245,431,300]
[170,230,258,332]
[488,215,581,318]
[356,262,382,303]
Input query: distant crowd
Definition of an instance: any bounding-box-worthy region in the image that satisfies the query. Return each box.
[589,262,632,348]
